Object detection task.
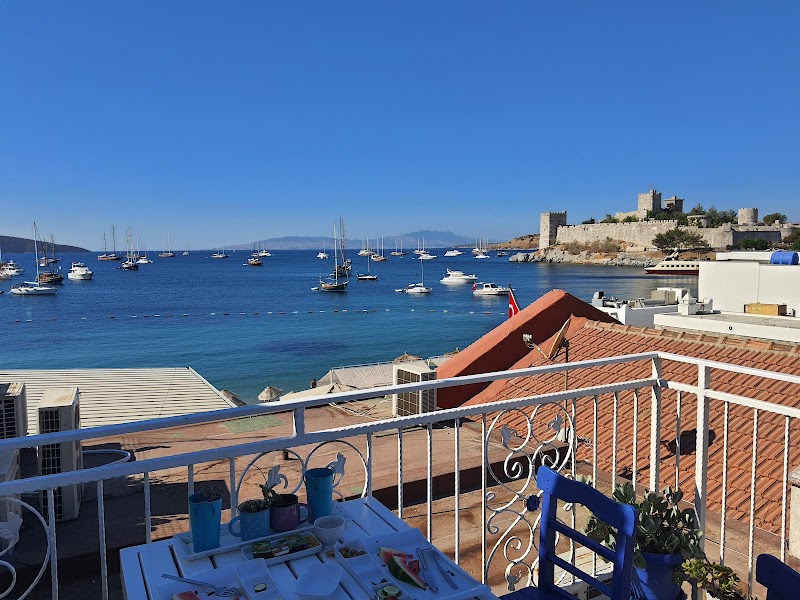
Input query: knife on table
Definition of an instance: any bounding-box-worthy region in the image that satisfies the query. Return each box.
[426,547,458,590]
[416,546,439,593]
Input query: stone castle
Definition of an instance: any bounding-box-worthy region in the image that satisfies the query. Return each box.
[539,189,794,251]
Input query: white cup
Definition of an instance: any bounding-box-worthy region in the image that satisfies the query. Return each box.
[313,515,345,547]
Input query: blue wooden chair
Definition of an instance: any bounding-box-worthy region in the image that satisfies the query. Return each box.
[756,553,800,600]
[502,466,639,600]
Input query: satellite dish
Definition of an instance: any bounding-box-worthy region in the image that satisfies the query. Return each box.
[546,318,571,360]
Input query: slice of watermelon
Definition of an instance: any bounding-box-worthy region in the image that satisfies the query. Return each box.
[378,546,408,564]
[388,555,428,589]
[171,592,202,600]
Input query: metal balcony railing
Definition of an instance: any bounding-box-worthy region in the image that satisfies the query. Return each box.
[0,351,798,599]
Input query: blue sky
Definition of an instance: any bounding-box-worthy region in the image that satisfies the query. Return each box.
[1,2,798,249]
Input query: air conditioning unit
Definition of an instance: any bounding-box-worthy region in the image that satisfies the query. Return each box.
[37,388,83,522]
[0,448,21,552]
[0,383,28,439]
[392,363,436,417]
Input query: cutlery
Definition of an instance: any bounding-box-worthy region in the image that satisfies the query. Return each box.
[423,547,458,590]
[416,546,439,593]
[161,573,245,597]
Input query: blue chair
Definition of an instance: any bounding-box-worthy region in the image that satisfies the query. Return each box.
[756,553,800,600]
[502,466,639,600]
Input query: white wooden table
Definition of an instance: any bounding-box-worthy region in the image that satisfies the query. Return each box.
[120,496,499,600]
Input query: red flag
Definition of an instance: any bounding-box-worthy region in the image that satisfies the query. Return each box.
[508,287,520,319]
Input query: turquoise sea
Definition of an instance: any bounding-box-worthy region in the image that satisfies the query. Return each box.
[0,250,695,401]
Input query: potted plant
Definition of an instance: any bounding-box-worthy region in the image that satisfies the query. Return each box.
[586,482,705,600]
[675,558,756,600]
[188,485,223,552]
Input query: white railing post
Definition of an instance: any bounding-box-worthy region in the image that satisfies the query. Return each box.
[649,356,663,491]
[695,364,711,553]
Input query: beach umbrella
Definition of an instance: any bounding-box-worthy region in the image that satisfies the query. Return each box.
[258,386,284,402]
[393,352,421,363]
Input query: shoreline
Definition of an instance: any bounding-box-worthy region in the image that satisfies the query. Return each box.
[509,248,660,267]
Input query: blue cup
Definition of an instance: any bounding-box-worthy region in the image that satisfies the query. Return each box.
[188,493,222,552]
[304,467,336,522]
[228,503,271,541]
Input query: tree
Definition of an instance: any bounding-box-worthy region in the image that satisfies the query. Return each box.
[581,218,596,224]
[705,206,737,227]
[735,238,770,250]
[763,213,787,226]
[600,214,619,223]
[652,228,710,252]
[793,238,800,251]
[688,203,705,216]
[622,215,639,222]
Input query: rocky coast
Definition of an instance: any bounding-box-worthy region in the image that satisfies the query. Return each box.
[509,248,659,267]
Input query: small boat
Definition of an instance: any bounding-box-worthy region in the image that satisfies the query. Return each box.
[496,250,507,257]
[472,282,511,296]
[474,252,490,259]
[2,261,23,276]
[440,269,477,284]
[211,248,229,259]
[398,256,431,293]
[137,255,153,264]
[357,248,378,280]
[257,243,271,257]
[246,256,263,266]
[644,251,700,275]
[418,253,437,260]
[317,250,329,259]
[67,262,94,280]
[12,223,58,295]
[390,240,407,256]
[444,249,463,257]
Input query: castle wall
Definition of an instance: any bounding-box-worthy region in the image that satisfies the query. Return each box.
[539,212,567,250]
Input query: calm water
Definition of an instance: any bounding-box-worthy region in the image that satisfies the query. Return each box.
[0,250,695,401]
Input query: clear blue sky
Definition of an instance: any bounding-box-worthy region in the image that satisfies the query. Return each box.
[2,2,798,249]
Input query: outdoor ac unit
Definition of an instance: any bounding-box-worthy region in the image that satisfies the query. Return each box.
[0,383,28,439]
[392,363,436,417]
[0,448,21,552]
[37,388,83,522]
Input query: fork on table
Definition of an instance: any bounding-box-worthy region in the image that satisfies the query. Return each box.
[161,573,246,597]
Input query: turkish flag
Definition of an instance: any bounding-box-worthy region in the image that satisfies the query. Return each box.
[508,287,520,319]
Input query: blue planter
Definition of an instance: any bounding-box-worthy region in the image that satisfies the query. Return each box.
[188,493,222,552]
[630,552,686,600]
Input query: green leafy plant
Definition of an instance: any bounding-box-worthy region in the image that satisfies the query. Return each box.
[585,482,705,568]
[675,558,756,600]
[239,498,270,513]
[197,484,223,502]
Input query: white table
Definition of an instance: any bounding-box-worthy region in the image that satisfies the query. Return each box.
[120,496,499,600]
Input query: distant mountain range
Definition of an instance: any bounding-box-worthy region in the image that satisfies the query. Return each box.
[231,230,477,251]
[0,235,89,254]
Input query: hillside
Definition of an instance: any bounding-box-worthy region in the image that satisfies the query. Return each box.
[493,234,540,250]
[233,230,475,250]
[0,235,89,253]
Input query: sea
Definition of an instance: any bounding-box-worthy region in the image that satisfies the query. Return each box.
[0,250,696,402]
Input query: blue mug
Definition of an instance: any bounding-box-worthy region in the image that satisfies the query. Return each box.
[304,467,336,522]
[188,493,222,552]
[228,503,271,541]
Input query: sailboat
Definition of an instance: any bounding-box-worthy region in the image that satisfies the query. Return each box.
[390,240,407,257]
[357,244,378,280]
[36,235,64,284]
[318,220,349,291]
[183,243,190,256]
[98,226,122,260]
[371,236,388,262]
[137,235,153,264]
[397,254,431,294]
[119,230,139,270]
[159,234,176,257]
[11,223,57,295]
[211,248,229,258]
[317,240,329,260]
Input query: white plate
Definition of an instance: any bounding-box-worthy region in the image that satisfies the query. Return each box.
[156,559,276,600]
[241,531,324,565]
[359,529,492,600]
[295,563,343,600]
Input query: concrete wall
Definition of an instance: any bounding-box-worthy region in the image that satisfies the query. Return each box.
[539,212,567,250]
[699,262,800,314]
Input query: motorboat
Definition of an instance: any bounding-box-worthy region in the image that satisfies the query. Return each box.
[440,269,477,284]
[644,251,700,275]
[247,257,263,266]
[472,282,511,296]
[474,252,490,259]
[67,262,94,280]
[357,273,378,280]
[317,251,329,259]
[444,249,463,257]
[496,251,507,257]
[257,247,271,257]
[417,253,437,260]
[137,255,153,264]
[2,261,23,276]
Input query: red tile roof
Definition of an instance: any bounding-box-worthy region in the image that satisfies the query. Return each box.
[447,292,800,534]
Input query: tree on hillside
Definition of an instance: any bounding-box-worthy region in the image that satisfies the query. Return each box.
[652,228,710,251]
[600,214,619,223]
[705,206,737,227]
[581,218,596,224]
[763,212,787,226]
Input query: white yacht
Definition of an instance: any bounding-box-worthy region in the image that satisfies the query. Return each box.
[67,262,94,280]
[472,282,511,296]
[440,269,478,284]
[444,249,463,257]
[474,252,490,259]
[211,249,229,259]
[399,282,432,294]
[3,261,24,276]
[417,253,437,260]
[317,251,329,259]
[644,251,700,275]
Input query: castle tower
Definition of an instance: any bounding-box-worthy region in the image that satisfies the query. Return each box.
[637,189,662,219]
[738,208,758,225]
[664,195,684,213]
[539,212,567,250]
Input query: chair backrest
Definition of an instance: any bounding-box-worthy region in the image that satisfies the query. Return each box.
[536,466,638,600]
[756,553,800,600]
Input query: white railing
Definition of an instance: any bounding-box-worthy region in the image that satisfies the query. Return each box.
[0,351,798,599]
